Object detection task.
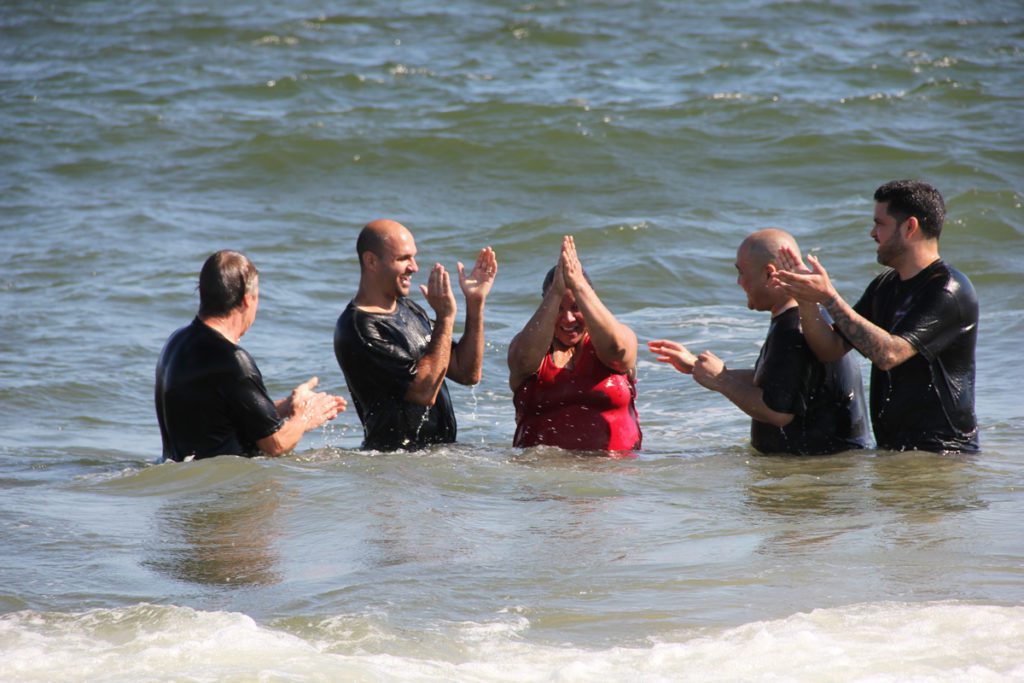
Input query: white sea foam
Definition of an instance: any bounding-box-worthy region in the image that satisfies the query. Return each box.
[1,602,1022,682]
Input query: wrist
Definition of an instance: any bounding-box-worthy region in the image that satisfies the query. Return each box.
[433,313,456,331]
[822,292,841,313]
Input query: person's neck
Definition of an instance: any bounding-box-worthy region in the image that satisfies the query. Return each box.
[199,313,246,344]
[770,299,798,318]
[353,280,398,313]
[895,244,941,281]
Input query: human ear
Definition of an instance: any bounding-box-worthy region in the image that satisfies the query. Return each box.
[903,216,920,239]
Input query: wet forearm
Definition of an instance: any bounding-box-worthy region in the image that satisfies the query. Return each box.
[449,303,485,385]
[405,314,455,405]
[822,295,914,370]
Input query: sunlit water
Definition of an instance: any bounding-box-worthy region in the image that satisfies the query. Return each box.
[2,1,1023,680]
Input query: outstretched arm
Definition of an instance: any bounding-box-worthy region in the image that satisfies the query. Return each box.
[562,236,637,376]
[692,352,794,428]
[771,248,916,370]
[405,263,457,405]
[647,339,698,374]
[448,247,497,386]
[508,257,564,391]
[259,377,347,456]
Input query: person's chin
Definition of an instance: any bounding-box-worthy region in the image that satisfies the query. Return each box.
[556,331,583,347]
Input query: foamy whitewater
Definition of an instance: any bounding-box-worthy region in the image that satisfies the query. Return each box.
[4,603,1023,682]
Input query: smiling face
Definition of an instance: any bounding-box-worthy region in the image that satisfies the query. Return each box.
[872,201,908,268]
[553,290,587,349]
[375,224,419,299]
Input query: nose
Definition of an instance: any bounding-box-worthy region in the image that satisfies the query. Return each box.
[409,257,418,273]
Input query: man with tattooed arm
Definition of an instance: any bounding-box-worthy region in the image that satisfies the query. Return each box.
[771,180,978,453]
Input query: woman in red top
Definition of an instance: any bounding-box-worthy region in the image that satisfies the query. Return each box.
[508,236,641,452]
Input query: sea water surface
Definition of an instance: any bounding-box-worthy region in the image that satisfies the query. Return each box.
[2,1,1023,680]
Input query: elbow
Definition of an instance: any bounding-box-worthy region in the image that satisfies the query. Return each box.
[257,437,289,458]
[405,388,438,407]
[766,412,795,429]
[811,344,845,364]
[874,354,902,372]
[609,352,635,376]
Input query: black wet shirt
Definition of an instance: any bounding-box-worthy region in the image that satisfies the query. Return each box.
[851,260,979,453]
[334,297,456,451]
[752,307,870,455]
[155,318,283,462]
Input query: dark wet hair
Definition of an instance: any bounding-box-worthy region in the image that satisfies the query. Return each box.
[198,250,258,318]
[874,179,946,240]
[541,265,592,294]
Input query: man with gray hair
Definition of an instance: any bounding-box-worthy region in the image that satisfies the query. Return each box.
[650,229,869,455]
[155,250,347,462]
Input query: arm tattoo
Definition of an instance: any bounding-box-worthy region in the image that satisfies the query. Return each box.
[824,295,889,362]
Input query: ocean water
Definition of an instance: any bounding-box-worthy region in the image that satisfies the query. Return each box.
[2,0,1023,680]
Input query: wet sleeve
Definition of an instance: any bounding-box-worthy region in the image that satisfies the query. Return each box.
[227,350,285,442]
[851,278,879,324]
[758,326,807,417]
[891,286,970,362]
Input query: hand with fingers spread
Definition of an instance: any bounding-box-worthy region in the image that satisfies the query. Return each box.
[775,243,812,275]
[770,246,837,305]
[647,339,698,375]
[289,376,347,430]
[458,246,498,308]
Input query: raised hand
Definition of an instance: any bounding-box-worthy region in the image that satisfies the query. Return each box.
[647,339,697,374]
[560,235,587,292]
[420,263,458,319]
[770,252,837,305]
[776,244,812,274]
[458,246,497,307]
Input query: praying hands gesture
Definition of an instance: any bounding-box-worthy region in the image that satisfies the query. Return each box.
[560,235,587,293]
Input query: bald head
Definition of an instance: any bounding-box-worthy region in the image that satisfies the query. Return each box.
[357,219,412,270]
[738,228,800,270]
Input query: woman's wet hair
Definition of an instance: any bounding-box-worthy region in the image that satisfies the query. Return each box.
[542,265,592,295]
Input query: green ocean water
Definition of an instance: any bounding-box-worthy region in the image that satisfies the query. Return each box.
[2,1,1023,680]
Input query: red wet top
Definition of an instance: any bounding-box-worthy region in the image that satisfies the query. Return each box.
[513,335,641,452]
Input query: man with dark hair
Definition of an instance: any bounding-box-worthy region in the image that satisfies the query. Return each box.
[650,229,869,455]
[334,219,497,451]
[156,250,347,462]
[772,180,979,453]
